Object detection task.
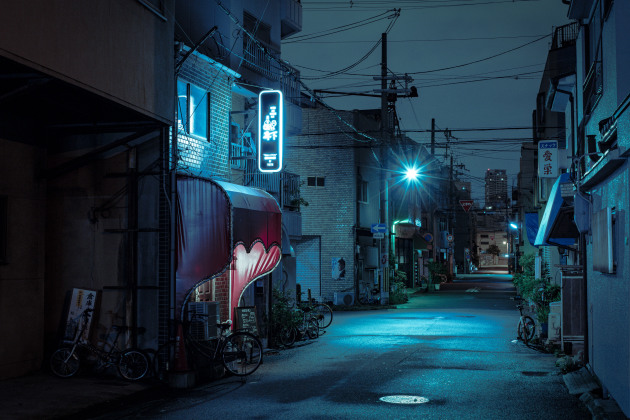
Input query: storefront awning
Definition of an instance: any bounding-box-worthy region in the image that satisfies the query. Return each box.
[176,176,281,318]
[525,212,539,246]
[534,173,579,248]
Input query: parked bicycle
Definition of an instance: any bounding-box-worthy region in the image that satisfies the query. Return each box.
[359,283,381,305]
[512,295,536,344]
[50,308,149,381]
[155,313,263,379]
[278,304,320,348]
[298,299,333,329]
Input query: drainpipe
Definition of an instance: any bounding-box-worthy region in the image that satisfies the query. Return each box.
[557,85,589,364]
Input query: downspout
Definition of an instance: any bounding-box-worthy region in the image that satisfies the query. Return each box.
[356,167,361,300]
[171,41,182,324]
[558,85,589,365]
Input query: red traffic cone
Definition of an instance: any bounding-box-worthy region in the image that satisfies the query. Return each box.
[174,323,189,372]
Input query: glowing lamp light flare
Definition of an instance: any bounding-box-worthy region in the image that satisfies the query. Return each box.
[404,167,420,181]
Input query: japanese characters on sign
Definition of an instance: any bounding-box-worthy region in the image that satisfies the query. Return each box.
[63,288,97,344]
[258,90,283,173]
[538,140,558,178]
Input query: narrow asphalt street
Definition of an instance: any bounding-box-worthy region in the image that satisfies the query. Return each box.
[88,273,590,419]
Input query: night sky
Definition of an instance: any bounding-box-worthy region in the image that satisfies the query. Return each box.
[282,0,571,204]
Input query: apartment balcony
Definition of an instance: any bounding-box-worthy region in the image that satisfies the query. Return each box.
[242,41,279,81]
[583,60,603,116]
[280,0,302,39]
[551,22,579,50]
[244,165,281,196]
[281,171,302,210]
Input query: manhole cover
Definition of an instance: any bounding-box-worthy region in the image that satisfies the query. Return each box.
[379,395,429,404]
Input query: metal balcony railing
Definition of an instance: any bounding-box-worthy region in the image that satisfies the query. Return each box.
[281,172,301,209]
[551,22,579,50]
[230,142,253,170]
[243,160,281,195]
[243,40,279,80]
[583,60,603,115]
[281,63,301,105]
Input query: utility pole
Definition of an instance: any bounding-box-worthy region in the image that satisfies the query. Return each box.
[379,32,389,304]
[431,118,435,155]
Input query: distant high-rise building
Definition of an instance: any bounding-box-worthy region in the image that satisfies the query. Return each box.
[485,169,508,209]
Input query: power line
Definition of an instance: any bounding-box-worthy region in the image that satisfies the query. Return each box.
[283,9,397,43]
[303,0,542,11]
[407,34,550,75]
[214,0,381,143]
[291,34,549,44]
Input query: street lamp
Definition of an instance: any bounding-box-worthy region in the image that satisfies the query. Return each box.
[404,166,420,182]
[508,222,520,273]
[387,164,423,293]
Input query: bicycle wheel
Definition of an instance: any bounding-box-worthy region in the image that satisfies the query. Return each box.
[118,349,149,381]
[312,303,333,329]
[222,332,263,376]
[50,347,80,378]
[306,319,319,339]
[279,326,296,347]
[518,316,536,343]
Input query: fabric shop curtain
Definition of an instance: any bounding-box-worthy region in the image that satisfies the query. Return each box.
[176,176,281,318]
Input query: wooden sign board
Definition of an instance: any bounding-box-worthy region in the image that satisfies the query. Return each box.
[235,306,259,336]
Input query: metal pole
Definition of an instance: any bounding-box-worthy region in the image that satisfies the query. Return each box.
[380,32,389,303]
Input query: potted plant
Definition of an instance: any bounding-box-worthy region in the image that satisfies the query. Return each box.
[426,260,447,291]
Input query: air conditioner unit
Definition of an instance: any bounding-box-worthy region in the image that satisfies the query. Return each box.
[334,292,354,306]
[187,302,220,340]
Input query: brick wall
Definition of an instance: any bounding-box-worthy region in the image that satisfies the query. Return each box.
[177,57,232,179]
[195,272,230,322]
[288,107,358,301]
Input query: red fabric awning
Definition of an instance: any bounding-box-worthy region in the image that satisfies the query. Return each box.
[176,176,281,317]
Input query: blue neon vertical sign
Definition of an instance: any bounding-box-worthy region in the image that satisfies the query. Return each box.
[258,90,283,173]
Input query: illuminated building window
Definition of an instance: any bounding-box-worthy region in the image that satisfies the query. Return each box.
[177,80,209,140]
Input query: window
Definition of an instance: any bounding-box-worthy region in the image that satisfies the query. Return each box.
[177,80,209,140]
[244,11,271,45]
[593,207,615,273]
[480,234,489,238]
[307,177,325,187]
[357,180,368,203]
[0,196,6,264]
[583,0,604,115]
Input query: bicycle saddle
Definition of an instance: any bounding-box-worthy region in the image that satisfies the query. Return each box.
[217,319,233,330]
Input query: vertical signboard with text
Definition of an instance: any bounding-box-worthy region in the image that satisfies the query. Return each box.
[538,140,558,178]
[258,90,283,172]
